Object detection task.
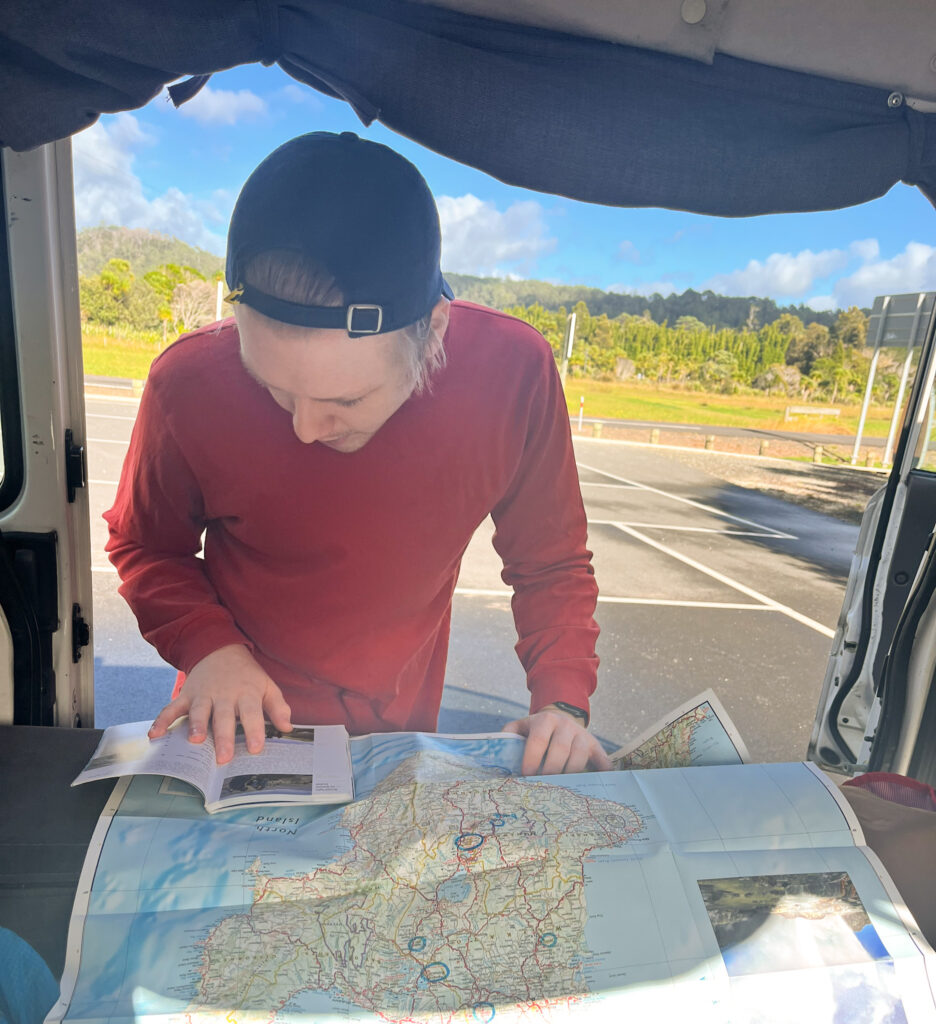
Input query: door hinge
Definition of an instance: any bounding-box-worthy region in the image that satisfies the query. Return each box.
[65,428,87,503]
[72,602,90,662]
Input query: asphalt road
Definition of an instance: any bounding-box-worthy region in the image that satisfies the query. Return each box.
[87,394,858,763]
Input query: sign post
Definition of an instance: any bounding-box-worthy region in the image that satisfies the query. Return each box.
[852,293,935,466]
[559,312,576,387]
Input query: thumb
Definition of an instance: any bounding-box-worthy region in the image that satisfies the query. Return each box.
[502,717,529,737]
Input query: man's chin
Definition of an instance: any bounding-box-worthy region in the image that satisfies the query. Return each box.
[319,434,370,453]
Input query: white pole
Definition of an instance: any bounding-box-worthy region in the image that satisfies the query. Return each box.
[851,348,881,466]
[578,395,585,431]
[851,296,889,466]
[560,312,576,387]
[882,293,926,468]
[216,279,224,322]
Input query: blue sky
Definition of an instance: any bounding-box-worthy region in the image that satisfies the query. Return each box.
[72,63,935,312]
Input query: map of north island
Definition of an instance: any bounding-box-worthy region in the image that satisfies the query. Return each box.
[57,738,932,1024]
[189,751,643,1022]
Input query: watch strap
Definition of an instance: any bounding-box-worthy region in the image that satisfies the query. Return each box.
[550,701,590,726]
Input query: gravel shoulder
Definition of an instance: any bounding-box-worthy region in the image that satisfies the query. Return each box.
[617,445,886,525]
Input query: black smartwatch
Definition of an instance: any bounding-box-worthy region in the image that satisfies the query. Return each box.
[551,701,589,726]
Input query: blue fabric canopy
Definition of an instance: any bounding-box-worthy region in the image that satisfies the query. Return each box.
[1,0,934,216]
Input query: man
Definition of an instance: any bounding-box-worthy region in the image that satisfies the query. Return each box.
[105,131,609,776]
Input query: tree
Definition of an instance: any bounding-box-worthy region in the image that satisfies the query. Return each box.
[171,280,217,333]
[144,263,207,338]
[835,306,867,349]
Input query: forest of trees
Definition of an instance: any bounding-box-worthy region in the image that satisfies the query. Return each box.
[79,227,901,402]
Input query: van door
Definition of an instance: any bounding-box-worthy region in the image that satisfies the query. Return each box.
[0,140,94,727]
[809,295,936,783]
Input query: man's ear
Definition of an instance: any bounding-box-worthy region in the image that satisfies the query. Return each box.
[429,295,451,341]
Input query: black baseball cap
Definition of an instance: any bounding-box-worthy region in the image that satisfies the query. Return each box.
[225,131,453,337]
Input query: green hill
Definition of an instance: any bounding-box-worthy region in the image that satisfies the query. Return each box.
[77,226,224,279]
[444,273,839,331]
[75,227,841,331]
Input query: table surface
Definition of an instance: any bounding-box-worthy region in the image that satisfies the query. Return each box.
[0,725,113,977]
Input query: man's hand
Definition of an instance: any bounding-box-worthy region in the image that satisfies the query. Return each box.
[503,704,612,776]
[148,645,292,764]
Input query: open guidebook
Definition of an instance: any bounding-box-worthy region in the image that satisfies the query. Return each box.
[72,719,353,812]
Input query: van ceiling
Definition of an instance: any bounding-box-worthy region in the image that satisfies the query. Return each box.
[1,0,935,217]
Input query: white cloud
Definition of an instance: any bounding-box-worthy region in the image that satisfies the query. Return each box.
[832,241,936,308]
[703,248,850,298]
[618,240,641,264]
[607,280,678,297]
[278,83,324,109]
[437,194,555,277]
[805,294,837,312]
[178,87,267,126]
[73,114,227,254]
[850,238,880,262]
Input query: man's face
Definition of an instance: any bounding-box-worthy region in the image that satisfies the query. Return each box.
[236,304,426,453]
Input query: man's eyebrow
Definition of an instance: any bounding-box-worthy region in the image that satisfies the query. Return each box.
[238,350,377,403]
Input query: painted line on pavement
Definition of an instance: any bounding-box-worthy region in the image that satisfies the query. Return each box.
[588,518,778,538]
[612,523,834,637]
[577,461,795,539]
[454,586,766,610]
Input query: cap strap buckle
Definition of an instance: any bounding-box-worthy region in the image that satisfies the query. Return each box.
[346,304,383,335]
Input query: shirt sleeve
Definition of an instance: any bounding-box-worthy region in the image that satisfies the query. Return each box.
[490,332,600,717]
[103,379,252,673]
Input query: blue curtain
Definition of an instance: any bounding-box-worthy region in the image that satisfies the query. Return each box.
[1,0,934,215]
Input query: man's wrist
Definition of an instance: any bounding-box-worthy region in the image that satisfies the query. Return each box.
[541,701,590,727]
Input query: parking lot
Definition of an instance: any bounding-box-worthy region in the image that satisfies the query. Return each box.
[87,395,858,762]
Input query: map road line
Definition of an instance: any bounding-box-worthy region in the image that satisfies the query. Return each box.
[612,523,835,638]
[576,461,796,539]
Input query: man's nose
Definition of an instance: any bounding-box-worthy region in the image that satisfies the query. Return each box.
[292,400,335,445]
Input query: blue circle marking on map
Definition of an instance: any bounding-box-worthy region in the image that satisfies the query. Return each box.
[472,1002,496,1022]
[420,962,450,983]
[454,833,484,851]
[539,932,558,948]
[408,937,427,952]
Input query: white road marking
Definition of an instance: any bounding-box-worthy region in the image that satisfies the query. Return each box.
[588,518,778,538]
[577,461,795,539]
[453,586,767,610]
[92,565,117,573]
[88,478,117,486]
[85,392,141,405]
[86,411,138,422]
[580,481,639,489]
[612,523,835,637]
[88,437,129,445]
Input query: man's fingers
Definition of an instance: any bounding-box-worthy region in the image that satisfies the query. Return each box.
[589,743,614,772]
[501,718,526,737]
[263,688,293,734]
[238,701,268,755]
[149,699,189,740]
[186,695,214,744]
[520,725,551,776]
[210,703,238,765]
[562,732,597,775]
[540,723,578,776]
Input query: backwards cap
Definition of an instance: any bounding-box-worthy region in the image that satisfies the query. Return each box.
[225,131,452,337]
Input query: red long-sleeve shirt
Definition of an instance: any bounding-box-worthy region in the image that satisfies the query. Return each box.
[104,301,599,734]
